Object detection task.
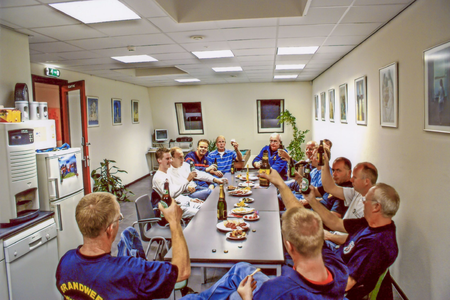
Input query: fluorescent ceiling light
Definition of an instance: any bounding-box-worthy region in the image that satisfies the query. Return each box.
[192,50,234,59]
[212,66,243,72]
[49,0,140,24]
[175,78,200,83]
[111,55,157,63]
[276,64,305,70]
[277,47,319,55]
[274,75,298,79]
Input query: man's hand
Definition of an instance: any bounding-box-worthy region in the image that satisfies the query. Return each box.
[237,275,256,300]
[254,161,261,169]
[258,168,284,188]
[324,229,334,241]
[187,171,197,181]
[278,149,291,162]
[213,170,224,178]
[213,178,224,185]
[232,140,239,150]
[158,199,182,225]
[303,186,319,204]
[206,164,217,172]
[187,186,195,193]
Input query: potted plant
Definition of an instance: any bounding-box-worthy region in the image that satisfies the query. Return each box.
[277,110,309,161]
[208,139,217,152]
[91,159,134,202]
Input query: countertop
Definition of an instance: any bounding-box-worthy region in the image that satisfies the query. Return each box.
[0,211,54,240]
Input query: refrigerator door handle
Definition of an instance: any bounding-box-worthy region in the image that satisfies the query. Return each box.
[48,177,59,199]
[53,203,63,231]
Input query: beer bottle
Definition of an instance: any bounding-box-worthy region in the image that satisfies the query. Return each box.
[301,164,311,194]
[217,184,227,220]
[214,157,218,168]
[259,150,271,187]
[189,160,195,172]
[230,160,235,174]
[289,158,296,178]
[162,179,172,207]
[318,140,324,166]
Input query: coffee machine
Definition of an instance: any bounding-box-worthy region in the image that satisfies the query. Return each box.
[0,122,40,226]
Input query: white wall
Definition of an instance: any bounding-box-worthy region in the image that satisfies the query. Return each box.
[312,0,450,299]
[148,82,312,156]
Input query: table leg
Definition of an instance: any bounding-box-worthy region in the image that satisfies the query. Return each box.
[202,267,207,283]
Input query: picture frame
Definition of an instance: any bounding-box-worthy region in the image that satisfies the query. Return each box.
[314,95,319,121]
[111,98,122,126]
[355,76,367,125]
[339,84,348,124]
[424,40,450,133]
[379,62,398,128]
[131,100,139,124]
[175,102,204,135]
[328,89,335,123]
[257,99,284,133]
[87,96,99,127]
[320,92,326,121]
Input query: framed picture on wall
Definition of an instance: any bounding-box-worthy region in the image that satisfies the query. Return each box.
[424,40,450,133]
[339,83,348,124]
[175,102,204,135]
[355,76,367,125]
[111,98,122,126]
[328,89,335,123]
[380,62,398,128]
[257,99,284,133]
[87,96,99,127]
[314,95,319,120]
[131,100,139,124]
[320,92,326,121]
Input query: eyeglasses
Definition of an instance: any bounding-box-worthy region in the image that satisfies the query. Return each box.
[270,140,280,144]
[116,213,124,223]
[362,197,378,204]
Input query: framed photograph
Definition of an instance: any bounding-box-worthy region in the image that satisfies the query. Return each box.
[111,98,122,126]
[339,84,348,124]
[320,92,326,121]
[257,99,284,133]
[379,62,398,127]
[314,95,319,121]
[87,96,99,127]
[131,100,139,124]
[355,76,367,125]
[328,89,335,123]
[424,41,450,133]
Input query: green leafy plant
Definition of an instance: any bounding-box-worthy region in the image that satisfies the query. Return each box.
[277,110,309,161]
[91,159,134,202]
[208,139,217,152]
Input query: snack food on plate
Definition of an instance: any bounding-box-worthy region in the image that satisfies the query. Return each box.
[245,213,259,220]
[224,220,248,230]
[227,185,237,191]
[230,230,246,238]
[236,200,246,207]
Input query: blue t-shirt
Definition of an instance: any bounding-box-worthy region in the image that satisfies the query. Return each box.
[207,149,237,173]
[56,246,178,300]
[185,151,210,172]
[255,246,348,299]
[338,218,398,297]
[318,181,352,216]
[252,145,288,180]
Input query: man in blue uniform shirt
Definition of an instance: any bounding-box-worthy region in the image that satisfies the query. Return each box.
[185,139,221,188]
[207,135,243,175]
[252,133,288,180]
[55,192,191,300]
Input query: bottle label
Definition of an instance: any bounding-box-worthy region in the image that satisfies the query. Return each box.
[259,168,270,175]
[301,178,310,192]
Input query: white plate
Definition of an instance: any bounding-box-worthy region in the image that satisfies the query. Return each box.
[228,190,253,197]
[238,175,258,181]
[243,214,260,221]
[234,202,249,207]
[226,232,247,240]
[231,207,255,215]
[240,197,254,203]
[216,221,250,232]
[239,182,255,187]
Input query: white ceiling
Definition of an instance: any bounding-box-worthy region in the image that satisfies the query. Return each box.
[0,0,415,87]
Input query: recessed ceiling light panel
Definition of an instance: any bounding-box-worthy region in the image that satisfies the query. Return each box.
[276,64,305,70]
[212,66,243,72]
[111,55,158,63]
[274,74,298,79]
[192,50,234,59]
[50,0,141,24]
[175,78,201,83]
[277,47,319,55]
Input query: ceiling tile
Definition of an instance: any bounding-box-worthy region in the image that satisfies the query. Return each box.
[216,18,277,29]
[229,39,276,49]
[0,5,79,28]
[278,24,335,38]
[122,0,168,18]
[277,37,327,47]
[324,35,367,46]
[310,0,353,7]
[0,0,39,8]
[332,23,383,36]
[149,17,218,32]
[113,34,174,47]
[15,29,57,43]
[222,27,277,40]
[180,41,231,52]
[32,25,106,41]
[29,53,66,62]
[279,7,348,25]
[29,41,84,53]
[167,29,226,43]
[341,5,409,23]
[56,51,104,60]
[66,37,123,50]
[355,0,414,5]
[90,19,161,36]
[233,48,276,56]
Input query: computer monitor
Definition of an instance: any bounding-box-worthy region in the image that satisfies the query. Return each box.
[154,129,168,142]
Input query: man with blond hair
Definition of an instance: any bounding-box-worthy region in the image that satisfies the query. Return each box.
[56,192,190,300]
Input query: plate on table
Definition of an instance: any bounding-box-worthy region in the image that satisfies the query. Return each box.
[238,175,258,181]
[240,197,254,203]
[226,230,247,240]
[231,207,255,215]
[239,182,255,187]
[243,214,259,221]
[234,202,249,207]
[227,185,238,191]
[217,220,250,232]
[228,189,253,197]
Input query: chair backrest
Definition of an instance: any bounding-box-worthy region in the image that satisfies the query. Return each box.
[135,194,155,242]
[367,269,389,300]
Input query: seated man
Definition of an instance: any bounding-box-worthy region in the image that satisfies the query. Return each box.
[278,140,317,168]
[252,133,288,180]
[262,169,399,299]
[207,135,243,175]
[170,147,224,200]
[56,192,190,300]
[185,139,221,188]
[153,147,201,219]
[183,207,348,300]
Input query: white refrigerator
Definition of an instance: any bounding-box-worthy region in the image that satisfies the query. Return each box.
[36,148,84,258]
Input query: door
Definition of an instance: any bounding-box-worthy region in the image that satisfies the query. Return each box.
[60,80,91,194]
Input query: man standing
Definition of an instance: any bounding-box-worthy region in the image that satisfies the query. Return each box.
[207,135,243,175]
[56,192,190,300]
[170,147,224,200]
[185,139,221,187]
[252,133,288,180]
[153,147,201,219]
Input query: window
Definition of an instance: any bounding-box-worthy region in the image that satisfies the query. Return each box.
[175,102,204,135]
[257,99,284,133]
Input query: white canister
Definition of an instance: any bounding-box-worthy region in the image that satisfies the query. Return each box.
[29,101,40,120]
[38,102,48,120]
[15,100,29,121]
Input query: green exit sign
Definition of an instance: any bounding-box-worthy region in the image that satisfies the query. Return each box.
[44,67,60,78]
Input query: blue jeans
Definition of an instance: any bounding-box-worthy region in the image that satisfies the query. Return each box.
[190,185,212,200]
[182,262,269,300]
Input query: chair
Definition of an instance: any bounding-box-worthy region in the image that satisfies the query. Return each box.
[366,269,389,300]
